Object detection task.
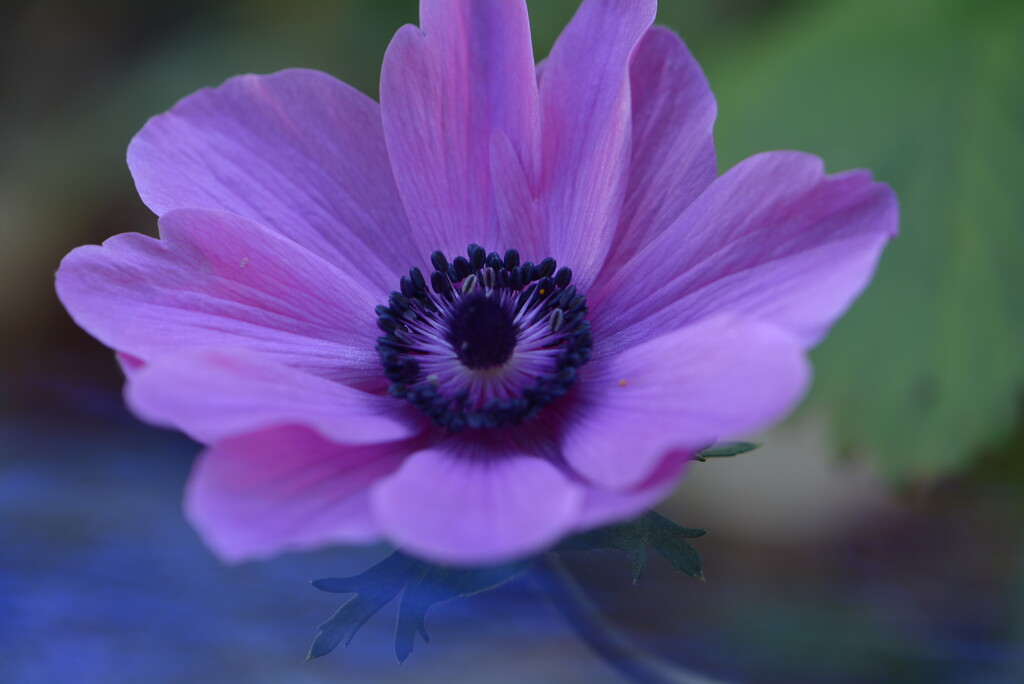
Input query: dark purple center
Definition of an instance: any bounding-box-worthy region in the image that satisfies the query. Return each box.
[447,292,518,369]
[374,244,592,432]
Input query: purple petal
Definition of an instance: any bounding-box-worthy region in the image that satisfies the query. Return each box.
[490,129,547,261]
[575,452,694,529]
[186,426,416,563]
[126,348,416,446]
[561,315,810,489]
[605,27,717,265]
[592,151,899,357]
[380,0,538,256]
[116,352,144,376]
[371,445,583,565]
[537,0,655,287]
[56,208,383,386]
[127,68,419,290]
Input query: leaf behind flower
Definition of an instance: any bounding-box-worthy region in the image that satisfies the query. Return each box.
[704,0,1024,479]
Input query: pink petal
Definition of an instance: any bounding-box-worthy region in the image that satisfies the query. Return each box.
[186,426,417,563]
[606,27,717,265]
[561,315,810,490]
[125,348,415,446]
[116,352,144,376]
[537,0,656,288]
[56,208,384,386]
[380,0,538,256]
[371,444,583,565]
[592,151,899,357]
[127,68,419,291]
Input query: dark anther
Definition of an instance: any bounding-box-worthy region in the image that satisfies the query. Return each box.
[377,336,406,351]
[389,292,410,311]
[409,267,426,294]
[554,267,572,288]
[521,262,536,283]
[552,288,575,309]
[430,270,451,295]
[467,244,486,270]
[430,250,449,272]
[538,257,557,278]
[453,256,472,280]
[504,249,520,269]
[377,315,400,333]
[509,267,524,291]
[486,252,504,269]
[549,308,565,332]
[399,275,416,298]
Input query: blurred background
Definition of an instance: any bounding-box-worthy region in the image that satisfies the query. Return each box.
[2,0,1022,681]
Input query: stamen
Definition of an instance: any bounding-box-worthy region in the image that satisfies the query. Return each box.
[408,267,427,295]
[467,243,485,269]
[375,244,593,432]
[430,250,448,272]
[555,267,572,288]
[481,267,497,290]
[503,249,520,269]
[549,308,565,332]
[453,256,472,281]
[430,270,450,296]
[538,257,556,278]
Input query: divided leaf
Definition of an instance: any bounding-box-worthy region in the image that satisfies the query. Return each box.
[309,552,528,663]
[308,511,709,662]
[557,510,706,582]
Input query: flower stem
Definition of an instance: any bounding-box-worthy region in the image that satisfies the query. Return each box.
[534,554,728,684]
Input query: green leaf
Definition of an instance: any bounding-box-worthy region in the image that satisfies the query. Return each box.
[695,441,761,461]
[697,0,1024,479]
[394,563,529,663]
[308,551,527,663]
[307,553,421,660]
[557,510,706,582]
[308,511,708,662]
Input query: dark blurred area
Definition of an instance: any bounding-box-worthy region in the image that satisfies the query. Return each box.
[2,0,1023,682]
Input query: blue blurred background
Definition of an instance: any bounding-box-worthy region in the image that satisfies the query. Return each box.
[2,0,1023,681]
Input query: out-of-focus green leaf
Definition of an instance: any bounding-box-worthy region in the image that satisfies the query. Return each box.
[695,441,761,461]
[557,510,706,582]
[698,0,1024,479]
[309,551,529,663]
[308,510,708,663]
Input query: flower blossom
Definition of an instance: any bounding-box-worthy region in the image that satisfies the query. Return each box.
[56,0,897,565]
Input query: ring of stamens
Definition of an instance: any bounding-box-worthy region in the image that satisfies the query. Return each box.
[375,244,592,432]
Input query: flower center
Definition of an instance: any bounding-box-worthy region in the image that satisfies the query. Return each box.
[448,292,517,369]
[376,244,592,432]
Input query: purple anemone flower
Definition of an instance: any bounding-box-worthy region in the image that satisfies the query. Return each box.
[56,0,897,566]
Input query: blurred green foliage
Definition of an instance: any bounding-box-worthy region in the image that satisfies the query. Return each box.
[2,0,1022,480]
[705,0,1024,479]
